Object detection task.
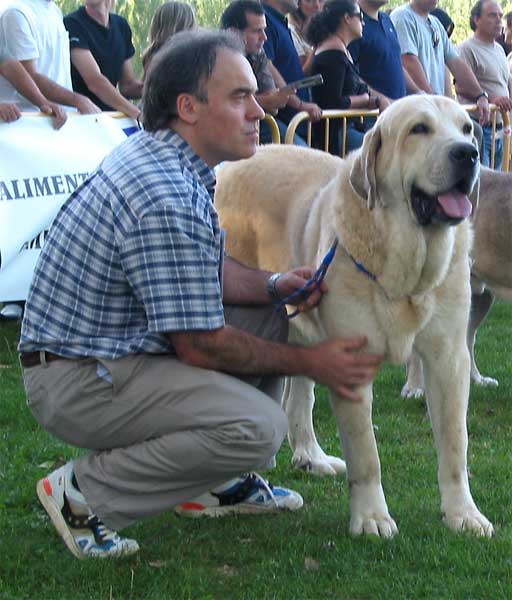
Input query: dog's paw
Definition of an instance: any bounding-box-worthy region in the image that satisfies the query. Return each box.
[443,509,494,537]
[292,448,346,477]
[400,383,425,399]
[350,513,398,538]
[471,373,499,387]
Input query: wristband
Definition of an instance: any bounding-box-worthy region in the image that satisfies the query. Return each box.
[267,272,282,302]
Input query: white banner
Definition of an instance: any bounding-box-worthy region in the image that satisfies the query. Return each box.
[0,113,137,302]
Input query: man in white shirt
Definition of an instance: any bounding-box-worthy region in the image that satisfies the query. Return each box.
[0,0,99,113]
[457,0,512,169]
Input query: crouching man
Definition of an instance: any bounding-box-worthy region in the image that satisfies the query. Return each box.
[18,30,382,559]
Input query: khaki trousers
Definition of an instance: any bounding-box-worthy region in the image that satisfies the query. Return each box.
[22,305,289,530]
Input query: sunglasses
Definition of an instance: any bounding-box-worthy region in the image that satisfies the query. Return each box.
[349,11,364,22]
[426,17,440,48]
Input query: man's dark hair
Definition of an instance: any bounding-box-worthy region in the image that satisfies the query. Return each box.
[220,0,264,31]
[142,29,244,132]
[470,0,489,31]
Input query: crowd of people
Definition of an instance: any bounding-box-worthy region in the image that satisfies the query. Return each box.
[0,0,511,560]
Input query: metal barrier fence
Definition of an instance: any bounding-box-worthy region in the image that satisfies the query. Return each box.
[282,105,511,172]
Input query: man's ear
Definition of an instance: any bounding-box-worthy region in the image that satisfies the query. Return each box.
[175,93,201,125]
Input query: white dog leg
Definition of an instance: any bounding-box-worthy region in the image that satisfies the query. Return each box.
[421,344,494,537]
[331,386,398,538]
[401,351,425,399]
[283,376,346,476]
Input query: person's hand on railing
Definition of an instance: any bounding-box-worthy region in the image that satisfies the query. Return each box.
[39,101,67,129]
[0,102,21,122]
[476,95,491,126]
[73,94,102,115]
[492,96,512,112]
[298,101,322,121]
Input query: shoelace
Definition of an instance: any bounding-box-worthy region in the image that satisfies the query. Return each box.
[87,514,120,543]
[250,472,279,509]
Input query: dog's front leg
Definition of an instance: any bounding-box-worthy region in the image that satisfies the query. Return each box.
[331,385,398,537]
[420,337,494,537]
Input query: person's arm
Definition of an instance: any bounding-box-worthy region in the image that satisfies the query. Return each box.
[448,56,490,123]
[255,88,292,114]
[69,48,140,118]
[401,54,433,93]
[0,58,67,128]
[444,66,453,99]
[169,326,381,401]
[267,59,322,120]
[21,58,101,114]
[117,58,143,100]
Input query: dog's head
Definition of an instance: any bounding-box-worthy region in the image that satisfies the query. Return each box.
[349,95,479,227]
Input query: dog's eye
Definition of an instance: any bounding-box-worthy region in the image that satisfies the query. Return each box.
[462,123,473,135]
[410,123,430,135]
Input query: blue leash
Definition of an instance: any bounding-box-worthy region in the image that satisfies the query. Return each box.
[275,237,339,319]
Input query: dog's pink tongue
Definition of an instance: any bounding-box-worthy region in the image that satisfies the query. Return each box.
[437,190,472,218]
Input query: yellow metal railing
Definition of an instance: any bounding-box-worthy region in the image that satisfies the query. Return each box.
[258,113,280,145]
[284,105,511,171]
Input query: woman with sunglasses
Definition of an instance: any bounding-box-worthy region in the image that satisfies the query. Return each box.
[307,0,384,155]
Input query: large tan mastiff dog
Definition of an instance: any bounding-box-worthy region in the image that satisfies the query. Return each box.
[215,95,493,537]
[403,167,512,396]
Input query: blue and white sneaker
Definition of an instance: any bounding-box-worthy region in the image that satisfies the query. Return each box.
[175,472,303,518]
[36,462,139,559]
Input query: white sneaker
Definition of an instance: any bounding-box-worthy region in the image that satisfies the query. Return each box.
[175,472,303,518]
[36,462,139,559]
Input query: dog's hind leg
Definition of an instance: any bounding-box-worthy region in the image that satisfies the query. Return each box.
[283,376,346,476]
[401,351,425,399]
[468,284,497,386]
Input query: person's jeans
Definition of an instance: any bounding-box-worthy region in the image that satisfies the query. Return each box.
[259,117,308,146]
[481,124,503,170]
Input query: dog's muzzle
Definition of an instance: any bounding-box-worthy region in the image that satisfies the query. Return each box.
[411,143,478,227]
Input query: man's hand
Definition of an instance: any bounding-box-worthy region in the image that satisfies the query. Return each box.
[0,102,21,122]
[306,336,383,401]
[476,96,490,126]
[300,101,322,121]
[39,101,67,129]
[492,95,512,112]
[74,94,101,114]
[256,87,293,115]
[274,266,327,313]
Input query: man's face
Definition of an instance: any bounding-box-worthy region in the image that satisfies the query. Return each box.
[279,0,299,15]
[475,1,503,39]
[412,0,438,14]
[243,13,267,55]
[192,49,265,166]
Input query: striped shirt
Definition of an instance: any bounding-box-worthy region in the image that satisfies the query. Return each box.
[19,129,225,359]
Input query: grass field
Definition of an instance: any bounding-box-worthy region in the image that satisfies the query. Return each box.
[1,303,511,600]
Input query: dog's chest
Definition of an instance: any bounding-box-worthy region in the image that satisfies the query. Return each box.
[374,294,435,363]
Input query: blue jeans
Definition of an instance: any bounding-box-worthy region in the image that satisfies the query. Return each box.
[482,124,503,170]
[259,117,308,146]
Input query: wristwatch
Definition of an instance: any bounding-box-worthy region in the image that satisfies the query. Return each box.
[475,91,489,102]
[267,272,282,302]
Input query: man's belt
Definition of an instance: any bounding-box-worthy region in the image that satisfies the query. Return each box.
[19,351,72,368]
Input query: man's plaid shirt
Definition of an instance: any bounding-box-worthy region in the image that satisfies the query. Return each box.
[19,129,225,358]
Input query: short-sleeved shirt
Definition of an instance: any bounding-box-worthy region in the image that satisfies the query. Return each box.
[0,0,72,110]
[247,51,276,93]
[348,10,407,99]
[457,37,511,120]
[19,130,225,359]
[263,2,307,123]
[391,3,458,96]
[64,6,135,111]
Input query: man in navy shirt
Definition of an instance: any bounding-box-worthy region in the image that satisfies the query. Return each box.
[262,0,322,125]
[348,0,420,100]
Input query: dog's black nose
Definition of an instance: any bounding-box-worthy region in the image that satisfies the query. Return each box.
[449,143,478,168]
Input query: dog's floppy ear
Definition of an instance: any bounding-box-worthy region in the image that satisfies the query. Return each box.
[349,125,382,210]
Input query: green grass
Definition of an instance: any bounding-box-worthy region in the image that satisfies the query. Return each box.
[1,303,511,600]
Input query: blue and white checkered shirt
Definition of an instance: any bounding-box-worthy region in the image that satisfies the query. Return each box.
[19,130,225,359]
